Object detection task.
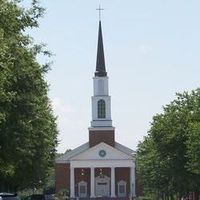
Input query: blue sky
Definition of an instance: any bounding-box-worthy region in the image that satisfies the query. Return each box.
[28,0,200,153]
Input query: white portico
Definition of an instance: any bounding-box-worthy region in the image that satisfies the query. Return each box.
[57,142,136,198]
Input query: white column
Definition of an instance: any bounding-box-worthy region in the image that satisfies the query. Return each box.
[90,167,95,197]
[130,166,136,197]
[70,167,75,198]
[111,167,116,197]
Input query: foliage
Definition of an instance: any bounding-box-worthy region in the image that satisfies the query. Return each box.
[186,122,200,174]
[137,88,200,198]
[55,188,69,200]
[0,0,58,191]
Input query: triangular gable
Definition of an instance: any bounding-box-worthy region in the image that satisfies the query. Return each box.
[115,142,136,156]
[56,142,89,163]
[70,142,133,161]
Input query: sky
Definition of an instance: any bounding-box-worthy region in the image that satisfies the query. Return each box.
[27,0,200,153]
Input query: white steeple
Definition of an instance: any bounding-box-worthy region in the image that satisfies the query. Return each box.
[91,20,112,128]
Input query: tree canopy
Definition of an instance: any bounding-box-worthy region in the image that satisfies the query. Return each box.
[0,0,58,191]
[137,88,200,199]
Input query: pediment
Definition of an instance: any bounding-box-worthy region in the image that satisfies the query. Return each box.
[56,142,89,163]
[70,142,132,161]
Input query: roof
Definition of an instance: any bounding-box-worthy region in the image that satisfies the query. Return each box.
[56,142,89,163]
[95,21,107,77]
[56,141,135,163]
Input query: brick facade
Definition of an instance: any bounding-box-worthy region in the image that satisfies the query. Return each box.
[55,163,70,193]
[115,168,130,195]
[89,130,115,147]
[74,168,91,196]
[95,168,111,178]
[55,166,133,197]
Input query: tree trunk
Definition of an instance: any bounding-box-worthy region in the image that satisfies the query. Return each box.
[176,193,181,200]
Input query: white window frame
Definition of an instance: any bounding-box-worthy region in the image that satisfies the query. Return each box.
[117,180,127,197]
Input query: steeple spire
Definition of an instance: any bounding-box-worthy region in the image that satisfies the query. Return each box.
[95,19,107,77]
[90,6,112,130]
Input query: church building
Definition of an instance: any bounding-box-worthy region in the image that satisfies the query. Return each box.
[55,19,136,199]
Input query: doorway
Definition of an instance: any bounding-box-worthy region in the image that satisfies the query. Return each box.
[95,175,110,197]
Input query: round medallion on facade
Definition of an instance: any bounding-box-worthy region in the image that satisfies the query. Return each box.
[99,150,106,157]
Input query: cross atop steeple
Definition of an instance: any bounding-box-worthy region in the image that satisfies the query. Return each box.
[91,6,112,130]
[96,5,104,21]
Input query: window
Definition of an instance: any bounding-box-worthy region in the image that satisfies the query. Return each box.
[117,180,127,197]
[98,99,106,118]
[119,185,125,193]
[80,185,86,194]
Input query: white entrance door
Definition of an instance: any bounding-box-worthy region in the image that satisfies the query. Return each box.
[78,181,87,198]
[95,175,110,197]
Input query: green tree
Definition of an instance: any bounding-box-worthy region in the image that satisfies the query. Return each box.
[137,88,200,199]
[186,122,200,175]
[0,0,58,191]
[137,136,174,199]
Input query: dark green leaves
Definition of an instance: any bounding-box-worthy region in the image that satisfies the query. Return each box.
[137,88,200,198]
[0,0,58,191]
